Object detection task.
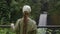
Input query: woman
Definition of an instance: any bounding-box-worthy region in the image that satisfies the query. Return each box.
[11,5,37,34]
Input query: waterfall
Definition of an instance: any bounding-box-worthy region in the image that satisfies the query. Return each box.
[38,13,47,26]
[38,12,47,34]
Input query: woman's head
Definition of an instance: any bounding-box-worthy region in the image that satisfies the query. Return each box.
[22,5,31,14]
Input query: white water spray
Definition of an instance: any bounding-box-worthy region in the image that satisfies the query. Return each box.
[38,12,47,34]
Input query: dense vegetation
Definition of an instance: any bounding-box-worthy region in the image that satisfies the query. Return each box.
[0,0,60,24]
[0,0,41,24]
[0,0,60,34]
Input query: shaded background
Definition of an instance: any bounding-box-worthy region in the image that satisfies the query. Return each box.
[0,0,60,25]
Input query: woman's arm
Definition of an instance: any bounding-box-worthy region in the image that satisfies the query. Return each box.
[11,23,15,31]
[11,19,21,31]
[15,19,21,31]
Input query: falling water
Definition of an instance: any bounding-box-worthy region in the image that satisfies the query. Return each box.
[38,13,47,26]
[38,12,47,34]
